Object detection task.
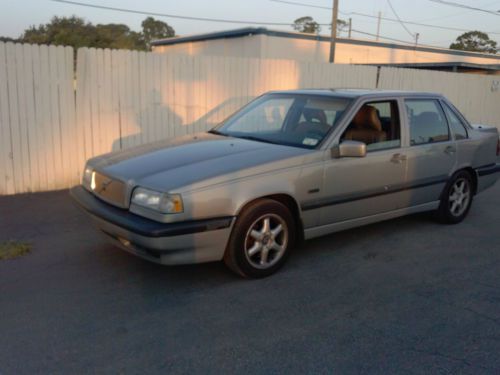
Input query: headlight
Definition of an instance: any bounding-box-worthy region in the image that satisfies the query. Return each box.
[82,166,94,190]
[131,187,184,214]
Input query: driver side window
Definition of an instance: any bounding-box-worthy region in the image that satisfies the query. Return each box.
[341,100,401,151]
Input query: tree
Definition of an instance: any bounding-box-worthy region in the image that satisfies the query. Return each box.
[0,36,20,43]
[141,17,175,48]
[329,19,348,36]
[292,16,321,34]
[450,31,498,54]
[94,24,144,50]
[15,16,175,51]
[21,16,96,49]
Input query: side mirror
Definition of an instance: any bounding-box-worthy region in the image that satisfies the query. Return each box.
[332,140,367,158]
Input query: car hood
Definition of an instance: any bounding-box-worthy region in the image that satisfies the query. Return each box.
[89,133,310,192]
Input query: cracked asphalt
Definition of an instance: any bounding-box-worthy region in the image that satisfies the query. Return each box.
[0,182,499,374]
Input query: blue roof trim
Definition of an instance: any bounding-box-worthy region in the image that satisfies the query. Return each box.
[152,27,500,61]
[368,62,500,71]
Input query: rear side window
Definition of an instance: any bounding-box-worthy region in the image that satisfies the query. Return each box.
[405,99,450,145]
[442,103,468,140]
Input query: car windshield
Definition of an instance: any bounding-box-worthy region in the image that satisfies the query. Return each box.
[212,94,352,149]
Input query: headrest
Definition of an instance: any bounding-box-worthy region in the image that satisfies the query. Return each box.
[352,105,382,132]
[303,108,327,124]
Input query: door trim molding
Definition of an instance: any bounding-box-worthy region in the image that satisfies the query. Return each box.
[304,201,440,240]
[300,175,448,211]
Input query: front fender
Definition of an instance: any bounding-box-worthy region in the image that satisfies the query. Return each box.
[182,167,303,219]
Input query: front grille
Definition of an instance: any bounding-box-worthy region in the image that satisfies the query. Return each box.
[92,172,126,208]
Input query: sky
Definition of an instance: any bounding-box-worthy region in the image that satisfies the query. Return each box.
[1,0,500,49]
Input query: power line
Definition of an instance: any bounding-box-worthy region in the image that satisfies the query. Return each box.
[420,0,500,21]
[351,12,500,34]
[351,29,415,44]
[387,0,415,38]
[49,0,332,26]
[48,0,456,49]
[428,0,500,16]
[351,28,443,48]
[269,0,348,15]
[269,0,500,35]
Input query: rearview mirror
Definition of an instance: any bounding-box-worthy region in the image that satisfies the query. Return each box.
[333,140,367,158]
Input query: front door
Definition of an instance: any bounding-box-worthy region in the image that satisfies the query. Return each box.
[318,99,408,225]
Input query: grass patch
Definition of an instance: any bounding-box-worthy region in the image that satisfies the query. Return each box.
[0,241,32,260]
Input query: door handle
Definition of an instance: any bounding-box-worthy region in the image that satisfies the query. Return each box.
[444,146,456,155]
[391,153,407,164]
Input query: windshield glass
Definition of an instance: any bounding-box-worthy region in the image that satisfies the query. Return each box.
[213,94,352,149]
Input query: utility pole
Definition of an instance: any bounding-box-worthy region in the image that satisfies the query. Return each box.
[415,33,420,46]
[329,0,339,63]
[348,17,352,39]
[376,11,382,42]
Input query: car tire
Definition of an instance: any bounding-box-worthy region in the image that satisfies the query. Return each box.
[224,199,296,278]
[436,170,474,224]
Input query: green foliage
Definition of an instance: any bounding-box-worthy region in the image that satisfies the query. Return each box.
[292,16,347,35]
[142,17,175,48]
[449,31,498,54]
[14,15,175,51]
[335,19,348,35]
[94,24,144,50]
[292,16,321,34]
[0,36,20,43]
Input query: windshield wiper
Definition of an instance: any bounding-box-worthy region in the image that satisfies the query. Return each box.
[208,129,229,137]
[235,135,282,145]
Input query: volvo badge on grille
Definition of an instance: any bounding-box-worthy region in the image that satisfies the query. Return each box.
[97,179,113,194]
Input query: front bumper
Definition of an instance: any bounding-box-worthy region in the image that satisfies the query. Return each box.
[70,186,235,265]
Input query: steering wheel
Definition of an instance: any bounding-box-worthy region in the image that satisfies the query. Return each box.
[306,129,324,138]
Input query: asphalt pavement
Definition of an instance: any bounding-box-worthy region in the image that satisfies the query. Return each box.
[1,183,499,374]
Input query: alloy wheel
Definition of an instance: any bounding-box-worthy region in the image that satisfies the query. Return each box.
[244,214,289,269]
[449,177,471,217]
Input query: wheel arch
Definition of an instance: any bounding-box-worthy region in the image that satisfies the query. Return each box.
[455,166,478,194]
[441,167,478,200]
[235,193,305,242]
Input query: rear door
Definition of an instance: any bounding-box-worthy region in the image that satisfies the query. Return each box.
[401,98,457,207]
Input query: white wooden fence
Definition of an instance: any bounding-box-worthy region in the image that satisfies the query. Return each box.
[0,42,76,195]
[0,41,499,195]
[75,49,378,159]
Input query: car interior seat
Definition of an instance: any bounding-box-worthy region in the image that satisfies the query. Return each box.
[343,105,387,145]
[294,108,331,137]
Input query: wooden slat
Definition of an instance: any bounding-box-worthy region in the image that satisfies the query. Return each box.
[55,45,71,188]
[32,44,48,190]
[48,45,65,190]
[5,43,23,193]
[0,43,15,194]
[110,48,122,152]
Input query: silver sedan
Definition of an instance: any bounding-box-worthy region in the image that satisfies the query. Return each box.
[71,90,500,277]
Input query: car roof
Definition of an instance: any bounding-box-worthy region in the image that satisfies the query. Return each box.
[266,89,444,99]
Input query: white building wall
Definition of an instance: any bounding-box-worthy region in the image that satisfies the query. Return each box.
[261,35,500,66]
[154,34,500,67]
[154,35,265,59]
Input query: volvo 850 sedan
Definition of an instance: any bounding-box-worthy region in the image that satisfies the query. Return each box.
[71,90,500,277]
